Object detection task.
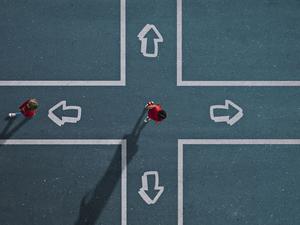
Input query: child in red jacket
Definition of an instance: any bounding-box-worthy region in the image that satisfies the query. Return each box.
[144,101,167,123]
[9,99,38,118]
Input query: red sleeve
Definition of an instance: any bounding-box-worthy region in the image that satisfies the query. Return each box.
[19,100,29,110]
[148,105,162,121]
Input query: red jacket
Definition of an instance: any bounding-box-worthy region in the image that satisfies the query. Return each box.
[19,100,37,118]
[148,104,162,122]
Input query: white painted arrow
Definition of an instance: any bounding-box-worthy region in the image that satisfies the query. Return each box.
[210,100,243,126]
[138,171,164,205]
[137,24,163,58]
[48,100,82,127]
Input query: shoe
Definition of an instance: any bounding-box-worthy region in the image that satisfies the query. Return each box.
[144,117,150,123]
[8,113,17,118]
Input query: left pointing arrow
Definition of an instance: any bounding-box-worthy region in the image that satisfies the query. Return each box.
[48,100,82,127]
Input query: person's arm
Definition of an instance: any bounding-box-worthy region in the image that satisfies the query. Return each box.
[146,104,156,109]
[146,101,158,109]
[19,100,29,111]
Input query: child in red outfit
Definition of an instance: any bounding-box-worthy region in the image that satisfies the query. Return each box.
[144,101,167,123]
[9,99,38,118]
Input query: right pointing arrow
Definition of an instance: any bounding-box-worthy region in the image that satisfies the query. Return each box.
[210,100,244,126]
[138,171,164,205]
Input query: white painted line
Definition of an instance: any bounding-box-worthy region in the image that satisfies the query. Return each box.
[178,139,300,145]
[177,139,300,225]
[120,0,126,86]
[121,140,127,225]
[178,140,183,225]
[176,0,182,86]
[0,139,127,225]
[0,0,126,87]
[176,0,300,87]
[177,81,300,87]
[0,139,125,145]
[0,80,125,86]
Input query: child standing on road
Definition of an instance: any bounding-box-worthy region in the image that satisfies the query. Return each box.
[8,99,39,119]
[144,101,167,123]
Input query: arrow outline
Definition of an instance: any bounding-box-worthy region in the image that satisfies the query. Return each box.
[48,100,82,126]
[138,171,164,205]
[210,100,243,126]
[137,24,163,58]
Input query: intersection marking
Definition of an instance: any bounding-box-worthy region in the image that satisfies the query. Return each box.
[48,100,82,126]
[0,0,126,87]
[0,139,127,225]
[176,0,183,86]
[176,0,300,87]
[138,171,164,205]
[210,100,243,126]
[138,24,164,58]
[178,139,300,225]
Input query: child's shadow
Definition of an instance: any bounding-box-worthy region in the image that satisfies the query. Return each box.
[0,117,30,144]
[74,108,147,225]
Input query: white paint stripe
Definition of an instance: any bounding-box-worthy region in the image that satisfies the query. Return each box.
[178,138,300,225]
[0,80,126,86]
[0,0,126,87]
[177,81,300,86]
[1,139,127,225]
[120,0,126,86]
[178,139,300,145]
[176,0,300,87]
[178,140,183,225]
[121,140,127,225]
[0,139,125,145]
[176,0,182,86]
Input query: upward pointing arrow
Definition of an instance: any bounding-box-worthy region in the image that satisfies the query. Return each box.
[137,24,163,58]
[138,171,164,205]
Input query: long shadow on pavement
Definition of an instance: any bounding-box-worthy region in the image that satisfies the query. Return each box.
[0,117,30,143]
[74,108,147,225]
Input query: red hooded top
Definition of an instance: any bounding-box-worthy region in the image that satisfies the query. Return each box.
[19,100,37,118]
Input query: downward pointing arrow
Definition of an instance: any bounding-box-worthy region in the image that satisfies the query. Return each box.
[48,100,82,127]
[210,100,243,126]
[138,171,164,205]
[137,24,163,58]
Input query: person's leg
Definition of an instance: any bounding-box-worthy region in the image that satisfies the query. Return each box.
[8,112,21,118]
[144,116,151,123]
